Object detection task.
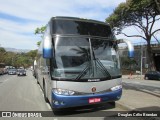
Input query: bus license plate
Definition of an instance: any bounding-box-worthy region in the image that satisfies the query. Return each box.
[89,98,101,103]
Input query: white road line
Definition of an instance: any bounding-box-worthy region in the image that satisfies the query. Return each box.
[37,84,51,110]
[0,75,17,85]
[33,77,52,110]
[39,88,42,92]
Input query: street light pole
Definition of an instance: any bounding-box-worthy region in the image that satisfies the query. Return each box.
[140,45,146,80]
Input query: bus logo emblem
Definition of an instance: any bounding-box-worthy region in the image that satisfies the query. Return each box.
[92,87,96,92]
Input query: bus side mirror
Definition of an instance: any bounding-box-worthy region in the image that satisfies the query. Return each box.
[43,48,53,58]
[43,35,53,58]
[117,39,134,58]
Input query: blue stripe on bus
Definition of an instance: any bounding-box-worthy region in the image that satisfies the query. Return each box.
[51,88,122,109]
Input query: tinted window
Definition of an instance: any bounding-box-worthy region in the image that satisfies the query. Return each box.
[54,37,90,68]
[52,20,113,37]
[19,70,25,72]
[9,69,16,71]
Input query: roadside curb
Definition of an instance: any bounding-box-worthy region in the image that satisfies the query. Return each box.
[116,101,137,111]
[116,101,160,120]
[140,89,160,98]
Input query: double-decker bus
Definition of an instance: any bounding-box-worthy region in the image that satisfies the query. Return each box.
[36,17,134,111]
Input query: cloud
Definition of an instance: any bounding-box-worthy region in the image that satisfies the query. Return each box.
[0,29,39,49]
[0,12,40,24]
[0,0,125,22]
[0,18,40,49]
[0,0,128,49]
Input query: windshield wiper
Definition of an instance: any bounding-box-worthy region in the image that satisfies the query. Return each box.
[75,62,91,81]
[74,59,111,81]
[95,58,111,79]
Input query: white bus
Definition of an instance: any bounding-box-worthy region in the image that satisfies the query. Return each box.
[36,17,134,111]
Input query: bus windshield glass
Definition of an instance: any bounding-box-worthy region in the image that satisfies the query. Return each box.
[51,37,121,80]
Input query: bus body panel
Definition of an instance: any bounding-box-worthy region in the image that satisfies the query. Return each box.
[50,78,122,109]
[51,88,122,109]
[56,78,122,93]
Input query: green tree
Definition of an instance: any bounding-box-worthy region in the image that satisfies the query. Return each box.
[27,50,38,60]
[121,57,137,71]
[34,26,46,34]
[1,51,33,68]
[37,41,41,47]
[35,26,46,47]
[155,0,160,13]
[15,55,31,68]
[0,47,6,63]
[0,47,6,52]
[106,0,160,70]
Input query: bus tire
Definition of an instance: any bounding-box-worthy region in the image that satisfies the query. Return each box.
[36,76,39,84]
[52,109,61,115]
[108,101,115,107]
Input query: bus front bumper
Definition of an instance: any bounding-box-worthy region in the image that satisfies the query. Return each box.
[51,89,122,109]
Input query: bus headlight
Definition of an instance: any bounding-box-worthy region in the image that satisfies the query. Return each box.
[110,85,122,91]
[53,88,75,96]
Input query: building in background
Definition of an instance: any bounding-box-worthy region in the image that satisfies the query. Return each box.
[119,42,160,73]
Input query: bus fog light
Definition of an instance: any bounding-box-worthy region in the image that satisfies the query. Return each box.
[111,85,122,91]
[53,100,59,105]
[60,101,65,105]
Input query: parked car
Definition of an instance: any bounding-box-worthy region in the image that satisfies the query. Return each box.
[17,69,26,76]
[8,69,17,75]
[144,71,160,80]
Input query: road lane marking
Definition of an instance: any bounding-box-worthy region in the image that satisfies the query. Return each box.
[0,75,17,86]
[36,82,52,110]
[40,88,42,92]
[141,89,160,98]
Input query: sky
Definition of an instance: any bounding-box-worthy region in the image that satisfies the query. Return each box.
[0,0,159,50]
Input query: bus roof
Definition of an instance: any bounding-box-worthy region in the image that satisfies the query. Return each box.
[50,16,110,26]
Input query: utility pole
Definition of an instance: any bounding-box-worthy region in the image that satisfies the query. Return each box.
[140,45,146,80]
[140,45,143,80]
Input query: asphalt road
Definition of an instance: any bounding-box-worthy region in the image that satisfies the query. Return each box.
[0,72,49,111]
[0,71,125,118]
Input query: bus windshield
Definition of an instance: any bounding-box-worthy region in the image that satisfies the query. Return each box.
[51,37,121,80]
